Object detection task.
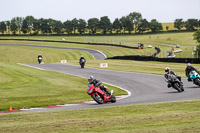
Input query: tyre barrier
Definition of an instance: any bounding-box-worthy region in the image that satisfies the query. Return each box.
[0,38,138,49]
[107,55,200,64]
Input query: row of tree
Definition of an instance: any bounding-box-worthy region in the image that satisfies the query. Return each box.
[174,19,200,31]
[0,12,199,35]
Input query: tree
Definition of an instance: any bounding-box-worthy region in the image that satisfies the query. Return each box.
[128,12,142,33]
[48,18,57,34]
[21,19,28,34]
[137,19,149,33]
[71,18,78,34]
[39,18,51,34]
[194,30,200,44]
[78,19,86,34]
[113,18,122,34]
[199,19,200,28]
[6,21,11,34]
[120,16,133,34]
[185,19,199,31]
[88,18,99,34]
[149,19,162,33]
[15,17,23,34]
[24,16,35,34]
[99,16,112,34]
[53,20,63,34]
[63,20,73,34]
[193,30,200,57]
[33,19,40,34]
[10,18,18,34]
[0,21,7,34]
[174,19,185,31]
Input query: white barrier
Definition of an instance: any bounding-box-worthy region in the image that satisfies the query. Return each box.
[100,63,108,68]
[61,60,67,64]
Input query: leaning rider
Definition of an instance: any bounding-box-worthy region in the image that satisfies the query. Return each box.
[88,75,110,95]
[185,63,199,81]
[164,67,181,88]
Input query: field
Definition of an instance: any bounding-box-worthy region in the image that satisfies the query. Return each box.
[0,32,200,132]
[0,32,197,58]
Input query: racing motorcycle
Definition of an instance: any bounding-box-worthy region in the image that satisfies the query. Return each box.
[165,74,184,92]
[189,70,200,86]
[38,57,42,64]
[87,84,116,104]
[80,59,85,68]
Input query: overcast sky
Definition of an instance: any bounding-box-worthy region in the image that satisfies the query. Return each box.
[0,0,200,22]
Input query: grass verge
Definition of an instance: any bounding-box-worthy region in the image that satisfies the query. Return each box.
[0,62,127,111]
[0,100,200,133]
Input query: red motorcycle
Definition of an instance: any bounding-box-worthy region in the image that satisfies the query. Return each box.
[87,84,116,104]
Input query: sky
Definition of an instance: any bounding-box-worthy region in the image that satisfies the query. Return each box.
[0,0,200,23]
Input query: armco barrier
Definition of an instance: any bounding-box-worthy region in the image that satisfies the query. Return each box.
[107,55,200,64]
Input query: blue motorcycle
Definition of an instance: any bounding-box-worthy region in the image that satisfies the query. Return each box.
[189,71,200,86]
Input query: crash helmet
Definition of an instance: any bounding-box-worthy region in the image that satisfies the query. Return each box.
[187,63,191,68]
[88,75,94,83]
[81,55,84,58]
[165,67,170,73]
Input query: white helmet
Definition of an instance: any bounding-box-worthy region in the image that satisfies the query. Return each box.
[165,67,170,72]
[88,75,94,82]
[187,63,191,68]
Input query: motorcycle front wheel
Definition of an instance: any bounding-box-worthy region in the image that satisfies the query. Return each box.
[174,83,182,92]
[111,95,116,103]
[92,93,104,104]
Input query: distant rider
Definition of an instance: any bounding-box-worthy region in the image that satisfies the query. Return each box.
[88,75,111,95]
[38,54,43,64]
[164,67,181,88]
[79,56,86,64]
[185,63,199,81]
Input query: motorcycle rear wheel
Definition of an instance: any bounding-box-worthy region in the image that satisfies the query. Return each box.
[195,79,200,87]
[92,93,104,104]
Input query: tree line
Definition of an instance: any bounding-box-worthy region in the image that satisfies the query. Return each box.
[0,12,199,35]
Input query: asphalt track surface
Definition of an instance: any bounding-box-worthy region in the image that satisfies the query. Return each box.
[1,43,200,113]
[0,44,106,60]
[18,63,200,113]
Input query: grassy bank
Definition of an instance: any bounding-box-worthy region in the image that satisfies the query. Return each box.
[0,62,127,111]
[0,100,200,133]
[69,59,199,78]
[0,32,197,58]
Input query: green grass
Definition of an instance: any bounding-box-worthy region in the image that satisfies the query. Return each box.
[0,100,200,133]
[0,62,127,111]
[0,32,198,58]
[69,59,200,78]
[0,45,94,63]
[0,40,157,58]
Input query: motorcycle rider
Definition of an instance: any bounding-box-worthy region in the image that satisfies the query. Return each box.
[185,63,199,81]
[37,54,43,64]
[79,56,86,67]
[164,67,182,88]
[88,75,111,95]
[79,56,86,63]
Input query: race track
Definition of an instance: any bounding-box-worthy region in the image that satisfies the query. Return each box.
[1,43,200,113]
[19,63,200,112]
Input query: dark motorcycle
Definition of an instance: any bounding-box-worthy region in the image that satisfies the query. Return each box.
[80,59,85,68]
[165,74,184,92]
[38,57,42,64]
